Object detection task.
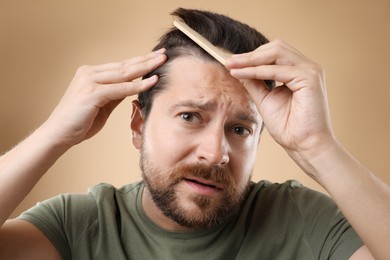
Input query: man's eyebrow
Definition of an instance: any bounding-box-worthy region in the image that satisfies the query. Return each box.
[170,100,260,125]
[170,100,217,111]
[236,112,260,126]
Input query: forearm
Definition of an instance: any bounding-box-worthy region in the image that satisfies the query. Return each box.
[0,123,70,226]
[291,140,390,260]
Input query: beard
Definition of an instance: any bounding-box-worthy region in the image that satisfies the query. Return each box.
[140,148,251,230]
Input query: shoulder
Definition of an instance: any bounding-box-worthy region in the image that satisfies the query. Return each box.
[19,181,144,234]
[244,180,339,227]
[87,181,143,202]
[18,181,145,258]
[235,181,363,258]
[249,179,332,205]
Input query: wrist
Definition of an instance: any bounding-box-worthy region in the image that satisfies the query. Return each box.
[35,121,75,156]
[285,135,344,182]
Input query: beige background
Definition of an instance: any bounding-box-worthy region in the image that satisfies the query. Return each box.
[1,0,389,218]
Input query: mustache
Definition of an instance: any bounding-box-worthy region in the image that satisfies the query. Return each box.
[168,163,233,187]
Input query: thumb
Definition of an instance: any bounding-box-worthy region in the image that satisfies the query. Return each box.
[237,78,271,111]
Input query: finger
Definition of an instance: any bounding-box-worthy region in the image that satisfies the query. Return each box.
[102,99,123,116]
[230,65,311,92]
[91,53,167,84]
[92,48,166,72]
[258,39,303,55]
[83,99,125,140]
[97,75,159,102]
[226,40,309,69]
[227,47,303,69]
[240,78,271,108]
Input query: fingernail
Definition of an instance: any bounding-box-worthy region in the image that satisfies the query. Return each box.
[146,75,158,83]
[230,69,239,76]
[154,48,166,54]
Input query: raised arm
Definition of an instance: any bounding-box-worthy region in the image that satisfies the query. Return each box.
[226,40,388,259]
[0,49,166,258]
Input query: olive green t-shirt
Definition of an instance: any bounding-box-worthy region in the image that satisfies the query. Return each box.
[19,180,363,259]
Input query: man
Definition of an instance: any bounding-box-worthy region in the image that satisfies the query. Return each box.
[0,8,387,259]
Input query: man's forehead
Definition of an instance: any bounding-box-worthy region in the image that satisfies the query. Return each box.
[160,56,261,123]
[165,56,246,97]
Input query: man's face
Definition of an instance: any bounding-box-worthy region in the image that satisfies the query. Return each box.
[134,56,262,230]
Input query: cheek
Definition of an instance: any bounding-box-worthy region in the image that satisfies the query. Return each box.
[230,156,254,186]
[229,139,259,184]
[143,121,192,169]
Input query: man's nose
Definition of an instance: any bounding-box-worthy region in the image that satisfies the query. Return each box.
[196,128,230,166]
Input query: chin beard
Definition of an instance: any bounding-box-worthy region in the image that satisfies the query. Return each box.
[146,185,245,229]
[141,155,251,229]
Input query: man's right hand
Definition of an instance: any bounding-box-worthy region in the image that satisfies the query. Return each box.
[44,49,167,149]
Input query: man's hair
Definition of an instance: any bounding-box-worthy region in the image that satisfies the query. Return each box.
[138,8,273,119]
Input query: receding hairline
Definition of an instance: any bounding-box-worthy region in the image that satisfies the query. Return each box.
[147,47,221,94]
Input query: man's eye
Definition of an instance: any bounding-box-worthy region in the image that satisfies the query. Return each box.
[233,126,251,137]
[180,112,199,122]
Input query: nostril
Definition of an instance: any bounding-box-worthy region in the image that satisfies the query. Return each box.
[219,158,229,166]
[196,152,229,166]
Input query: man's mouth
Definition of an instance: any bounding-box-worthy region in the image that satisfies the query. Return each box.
[183,177,223,195]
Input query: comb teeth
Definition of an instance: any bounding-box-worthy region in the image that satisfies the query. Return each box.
[173,19,232,65]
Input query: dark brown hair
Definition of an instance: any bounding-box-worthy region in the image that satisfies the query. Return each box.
[138,8,273,119]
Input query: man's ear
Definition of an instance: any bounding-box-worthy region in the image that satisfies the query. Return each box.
[131,100,144,150]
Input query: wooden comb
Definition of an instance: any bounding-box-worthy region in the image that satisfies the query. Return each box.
[173,19,232,65]
[174,18,276,90]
